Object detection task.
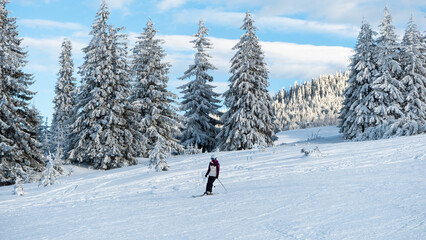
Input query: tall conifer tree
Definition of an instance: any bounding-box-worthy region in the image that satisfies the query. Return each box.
[51,39,76,161]
[178,20,221,152]
[131,19,182,171]
[339,20,377,140]
[390,16,426,135]
[0,0,44,185]
[68,1,135,169]
[360,7,403,140]
[217,11,276,151]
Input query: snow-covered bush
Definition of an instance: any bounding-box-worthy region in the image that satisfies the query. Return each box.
[307,130,322,141]
[39,154,62,187]
[149,137,170,171]
[14,176,24,196]
[183,144,202,155]
[301,147,322,157]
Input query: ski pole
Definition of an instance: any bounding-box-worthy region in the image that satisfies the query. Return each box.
[217,178,228,193]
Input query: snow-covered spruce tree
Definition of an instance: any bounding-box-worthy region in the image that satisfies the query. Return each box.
[388,16,426,136]
[38,116,52,157]
[51,39,76,162]
[217,11,276,151]
[39,152,62,187]
[130,19,183,170]
[360,7,403,140]
[0,0,44,186]
[149,136,170,171]
[68,1,136,169]
[339,20,378,140]
[178,20,221,152]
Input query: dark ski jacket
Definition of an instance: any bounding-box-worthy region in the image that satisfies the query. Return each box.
[206,159,220,178]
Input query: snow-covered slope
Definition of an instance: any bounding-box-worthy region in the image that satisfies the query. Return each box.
[0,127,425,239]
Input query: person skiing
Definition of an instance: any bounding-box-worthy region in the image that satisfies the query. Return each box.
[204,155,220,195]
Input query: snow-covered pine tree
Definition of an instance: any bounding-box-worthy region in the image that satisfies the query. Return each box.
[149,136,170,171]
[39,152,62,187]
[339,20,378,140]
[51,39,77,162]
[217,11,276,151]
[0,0,44,186]
[130,19,183,170]
[38,116,52,156]
[360,7,404,140]
[68,1,136,169]
[389,16,426,136]
[178,20,221,152]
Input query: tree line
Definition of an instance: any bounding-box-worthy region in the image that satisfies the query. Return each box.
[340,7,426,140]
[0,0,275,185]
[272,7,425,139]
[273,71,349,130]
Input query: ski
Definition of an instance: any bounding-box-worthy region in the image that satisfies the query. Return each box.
[192,193,217,198]
[192,194,207,198]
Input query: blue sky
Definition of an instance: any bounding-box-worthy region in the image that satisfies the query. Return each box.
[7,0,426,120]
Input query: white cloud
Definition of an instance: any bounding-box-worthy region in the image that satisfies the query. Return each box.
[102,0,134,15]
[257,16,359,38]
[174,10,359,38]
[161,34,194,52]
[199,0,425,25]
[26,63,58,74]
[19,19,86,30]
[173,1,425,37]
[174,10,244,29]
[16,0,53,5]
[260,41,352,79]
[22,37,87,64]
[157,0,187,12]
[146,34,351,87]
[104,0,134,9]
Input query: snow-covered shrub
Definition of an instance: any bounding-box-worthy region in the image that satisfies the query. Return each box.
[149,137,170,171]
[301,146,322,157]
[183,144,202,155]
[307,130,322,141]
[39,154,62,187]
[14,176,24,196]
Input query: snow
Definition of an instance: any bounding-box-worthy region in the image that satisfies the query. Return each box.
[0,126,425,239]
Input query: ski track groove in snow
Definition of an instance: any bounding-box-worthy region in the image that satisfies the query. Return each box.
[0,127,425,239]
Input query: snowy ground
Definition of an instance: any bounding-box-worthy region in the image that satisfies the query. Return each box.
[0,126,425,240]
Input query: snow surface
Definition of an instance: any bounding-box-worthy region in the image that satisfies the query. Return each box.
[0,126,425,239]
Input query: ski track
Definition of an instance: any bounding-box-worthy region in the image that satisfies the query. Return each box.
[0,126,425,239]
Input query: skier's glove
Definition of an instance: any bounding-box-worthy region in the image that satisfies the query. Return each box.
[205,174,208,178]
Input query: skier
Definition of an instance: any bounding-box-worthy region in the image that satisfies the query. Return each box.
[204,155,220,195]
